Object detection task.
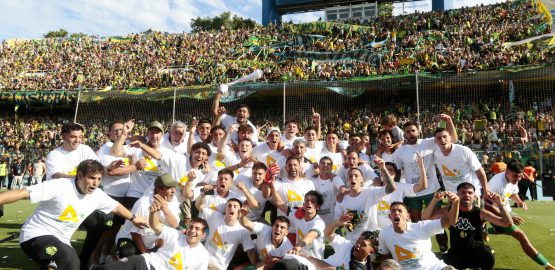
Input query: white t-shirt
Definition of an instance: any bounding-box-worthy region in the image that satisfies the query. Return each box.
[378,220,447,270]
[288,212,326,259]
[338,163,378,188]
[21,178,118,245]
[252,143,284,168]
[251,222,293,261]
[200,208,255,269]
[220,113,259,145]
[161,132,189,155]
[281,135,303,149]
[233,175,267,221]
[334,187,387,240]
[394,139,439,197]
[319,147,343,174]
[45,144,98,180]
[489,172,519,211]
[323,235,356,270]
[202,191,246,213]
[381,151,395,163]
[98,141,132,197]
[274,178,316,218]
[434,144,482,195]
[115,194,180,248]
[207,142,236,173]
[142,226,209,270]
[310,175,343,224]
[376,182,416,229]
[304,141,324,164]
[127,147,172,198]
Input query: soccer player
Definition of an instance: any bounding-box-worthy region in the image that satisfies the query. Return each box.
[334,165,396,240]
[422,183,511,270]
[486,161,555,270]
[105,212,209,270]
[239,213,293,269]
[433,127,489,198]
[378,197,459,270]
[0,160,148,269]
[196,196,256,270]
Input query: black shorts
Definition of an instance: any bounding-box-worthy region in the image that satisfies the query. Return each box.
[443,245,495,270]
[20,235,81,269]
[104,255,151,270]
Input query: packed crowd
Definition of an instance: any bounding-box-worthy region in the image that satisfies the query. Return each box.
[1,0,553,91]
[0,90,554,270]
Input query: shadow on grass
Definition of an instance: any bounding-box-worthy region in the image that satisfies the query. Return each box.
[0,223,23,230]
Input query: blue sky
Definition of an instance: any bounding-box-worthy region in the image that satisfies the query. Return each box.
[0,0,505,41]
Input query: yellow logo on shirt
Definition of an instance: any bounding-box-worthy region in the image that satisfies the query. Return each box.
[395,245,416,261]
[144,158,158,172]
[266,155,276,166]
[212,230,223,249]
[378,200,390,211]
[297,228,305,240]
[67,167,77,177]
[287,190,302,202]
[169,252,183,270]
[216,154,227,168]
[122,158,130,166]
[179,175,188,184]
[59,205,78,223]
[261,248,269,260]
[209,203,218,211]
[441,165,456,177]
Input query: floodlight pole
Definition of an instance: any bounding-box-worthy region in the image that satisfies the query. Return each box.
[74,87,81,123]
[172,87,177,123]
[416,71,420,126]
[283,81,286,126]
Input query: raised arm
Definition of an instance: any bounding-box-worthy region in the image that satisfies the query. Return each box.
[149,203,164,234]
[375,157,397,194]
[414,153,428,193]
[440,192,460,228]
[422,191,447,220]
[111,119,134,157]
[153,194,178,228]
[237,181,259,209]
[439,113,458,143]
[212,92,223,116]
[312,108,322,139]
[129,140,161,160]
[239,207,255,231]
[269,180,288,214]
[480,191,512,228]
[324,212,352,242]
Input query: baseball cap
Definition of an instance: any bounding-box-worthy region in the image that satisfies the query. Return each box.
[147,121,164,133]
[266,127,281,138]
[154,173,177,188]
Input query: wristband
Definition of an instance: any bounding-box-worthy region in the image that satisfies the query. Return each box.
[129,214,136,222]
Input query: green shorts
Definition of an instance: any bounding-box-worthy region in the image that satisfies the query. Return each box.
[489,224,518,234]
[403,193,440,211]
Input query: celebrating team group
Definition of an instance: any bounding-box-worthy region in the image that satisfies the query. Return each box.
[0,91,552,270]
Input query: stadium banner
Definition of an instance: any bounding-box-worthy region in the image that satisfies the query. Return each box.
[0,91,77,104]
[288,22,374,35]
[280,49,382,65]
[503,32,555,50]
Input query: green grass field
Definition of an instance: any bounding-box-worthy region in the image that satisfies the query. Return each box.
[0,199,554,270]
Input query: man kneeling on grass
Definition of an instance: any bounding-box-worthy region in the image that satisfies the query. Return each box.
[0,159,148,269]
